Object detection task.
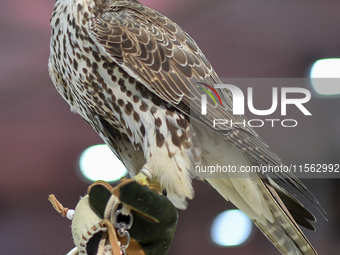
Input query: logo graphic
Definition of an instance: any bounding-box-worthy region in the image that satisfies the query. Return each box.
[197,82,312,128]
[197,83,222,115]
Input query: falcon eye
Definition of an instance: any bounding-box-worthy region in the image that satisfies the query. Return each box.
[210,209,252,247]
[78,144,128,182]
[162,188,167,196]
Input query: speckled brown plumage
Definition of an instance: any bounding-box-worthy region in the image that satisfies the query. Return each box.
[49,1,320,254]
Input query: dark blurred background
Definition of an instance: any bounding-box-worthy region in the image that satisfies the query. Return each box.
[1,0,340,254]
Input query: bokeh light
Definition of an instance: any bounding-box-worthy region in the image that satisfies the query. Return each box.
[211,209,252,247]
[310,58,340,96]
[79,144,128,182]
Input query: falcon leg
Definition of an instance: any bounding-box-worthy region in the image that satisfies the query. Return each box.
[134,166,163,195]
[134,167,153,186]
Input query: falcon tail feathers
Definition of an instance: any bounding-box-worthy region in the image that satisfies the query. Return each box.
[206,177,317,255]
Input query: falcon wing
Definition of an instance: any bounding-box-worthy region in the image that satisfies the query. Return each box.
[84,2,327,254]
[89,0,321,224]
[89,1,317,198]
[89,2,276,164]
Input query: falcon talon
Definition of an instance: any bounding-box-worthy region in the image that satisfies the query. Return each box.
[149,181,164,195]
[133,171,150,187]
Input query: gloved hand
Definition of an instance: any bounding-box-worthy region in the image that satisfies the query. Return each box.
[49,178,178,255]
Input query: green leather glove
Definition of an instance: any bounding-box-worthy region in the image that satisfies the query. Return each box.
[50,178,178,255]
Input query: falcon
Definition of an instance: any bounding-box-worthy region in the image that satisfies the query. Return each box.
[48,0,322,254]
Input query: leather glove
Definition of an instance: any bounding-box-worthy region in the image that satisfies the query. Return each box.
[49,178,178,255]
